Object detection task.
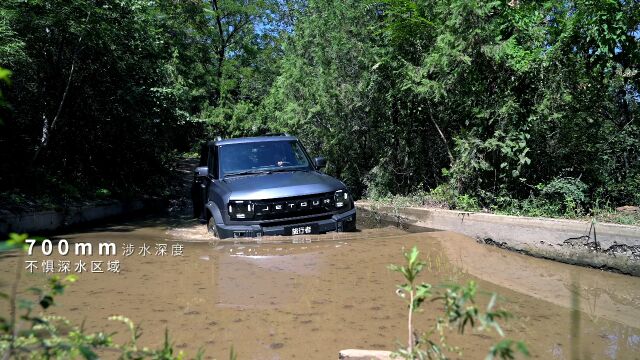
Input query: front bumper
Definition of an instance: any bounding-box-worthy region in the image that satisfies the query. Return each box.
[215,208,356,239]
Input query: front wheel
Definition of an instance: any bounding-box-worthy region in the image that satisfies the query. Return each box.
[207,216,219,239]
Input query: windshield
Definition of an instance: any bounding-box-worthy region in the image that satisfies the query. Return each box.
[219,140,312,177]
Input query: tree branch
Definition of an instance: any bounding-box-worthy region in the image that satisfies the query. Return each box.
[428,104,455,165]
[32,11,90,164]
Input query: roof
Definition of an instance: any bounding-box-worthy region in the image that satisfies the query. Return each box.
[209,135,298,146]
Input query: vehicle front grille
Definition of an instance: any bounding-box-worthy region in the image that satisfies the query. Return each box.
[250,192,335,221]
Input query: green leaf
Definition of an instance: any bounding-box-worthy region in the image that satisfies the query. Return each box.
[516,341,530,357]
[65,275,79,283]
[79,345,99,360]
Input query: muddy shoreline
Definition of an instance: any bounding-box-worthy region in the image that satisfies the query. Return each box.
[357,201,640,276]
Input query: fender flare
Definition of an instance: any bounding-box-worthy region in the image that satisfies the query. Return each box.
[205,201,225,225]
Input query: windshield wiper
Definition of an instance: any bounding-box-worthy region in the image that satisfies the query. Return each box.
[225,168,310,177]
[225,170,271,177]
[269,168,310,173]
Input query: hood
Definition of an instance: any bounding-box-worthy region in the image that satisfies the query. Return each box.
[221,171,345,201]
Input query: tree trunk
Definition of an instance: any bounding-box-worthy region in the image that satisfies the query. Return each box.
[32,61,76,164]
[31,12,90,164]
[428,104,454,165]
[212,0,225,105]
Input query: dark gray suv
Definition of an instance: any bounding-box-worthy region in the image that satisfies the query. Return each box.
[191,134,356,239]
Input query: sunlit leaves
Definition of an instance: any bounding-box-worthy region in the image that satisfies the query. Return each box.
[0,233,27,252]
[266,0,640,211]
[486,339,530,360]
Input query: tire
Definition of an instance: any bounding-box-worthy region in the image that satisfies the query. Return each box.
[207,216,219,239]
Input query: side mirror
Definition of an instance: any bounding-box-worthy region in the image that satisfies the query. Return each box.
[313,157,327,169]
[194,166,209,177]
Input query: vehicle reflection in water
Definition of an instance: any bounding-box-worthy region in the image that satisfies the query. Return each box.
[0,214,638,359]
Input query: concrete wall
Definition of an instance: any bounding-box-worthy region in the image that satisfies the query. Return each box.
[357,201,640,276]
[0,199,160,236]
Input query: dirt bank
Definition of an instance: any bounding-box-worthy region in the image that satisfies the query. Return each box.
[357,201,640,276]
[0,158,198,237]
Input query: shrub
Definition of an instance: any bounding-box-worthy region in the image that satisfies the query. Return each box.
[389,246,528,359]
[537,177,588,217]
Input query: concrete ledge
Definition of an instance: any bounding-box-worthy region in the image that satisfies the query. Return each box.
[0,199,163,236]
[357,201,640,276]
[338,349,393,360]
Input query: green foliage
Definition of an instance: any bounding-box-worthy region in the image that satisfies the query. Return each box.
[0,232,28,252]
[0,0,210,198]
[95,188,111,198]
[428,184,456,207]
[1,0,638,217]
[263,0,639,214]
[537,177,588,216]
[454,194,481,212]
[0,0,299,202]
[0,66,9,125]
[389,246,528,360]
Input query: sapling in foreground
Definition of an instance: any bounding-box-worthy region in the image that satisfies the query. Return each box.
[388,246,529,360]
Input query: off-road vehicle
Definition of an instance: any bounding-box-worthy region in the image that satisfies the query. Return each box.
[191,134,356,238]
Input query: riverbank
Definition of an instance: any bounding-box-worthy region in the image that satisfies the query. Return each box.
[364,193,640,227]
[0,198,167,236]
[357,201,640,276]
[0,158,198,237]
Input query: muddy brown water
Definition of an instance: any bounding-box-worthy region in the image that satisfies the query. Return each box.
[1,214,639,359]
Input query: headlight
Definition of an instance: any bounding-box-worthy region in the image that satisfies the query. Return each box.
[228,200,254,219]
[334,190,350,208]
